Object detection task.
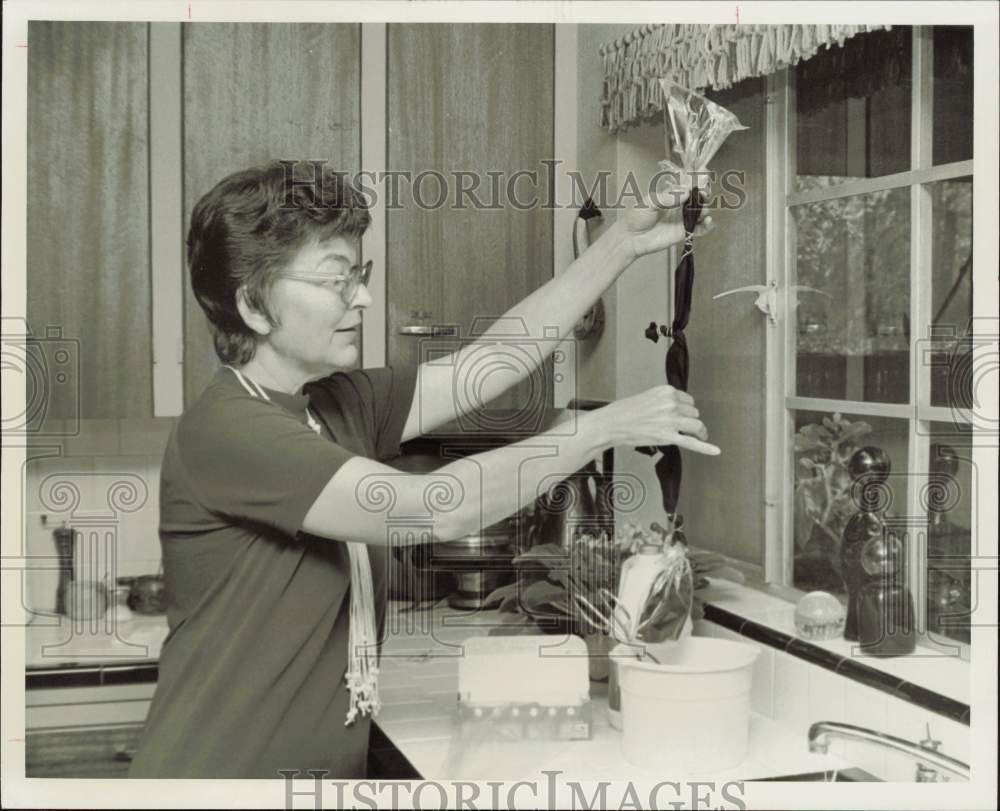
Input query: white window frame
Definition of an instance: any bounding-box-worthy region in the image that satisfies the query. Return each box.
[764,26,974,658]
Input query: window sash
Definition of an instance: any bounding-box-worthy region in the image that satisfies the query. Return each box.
[768,26,972,658]
[786,160,972,208]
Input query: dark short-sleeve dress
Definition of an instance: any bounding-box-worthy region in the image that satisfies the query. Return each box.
[128,364,418,779]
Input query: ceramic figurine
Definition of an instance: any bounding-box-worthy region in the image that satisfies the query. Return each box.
[841,447,891,641]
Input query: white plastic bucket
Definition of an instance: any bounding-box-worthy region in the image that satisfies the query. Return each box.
[618,636,759,773]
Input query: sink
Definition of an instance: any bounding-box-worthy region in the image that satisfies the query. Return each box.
[754,767,880,782]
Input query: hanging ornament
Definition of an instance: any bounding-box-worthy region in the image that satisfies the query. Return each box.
[639,80,747,515]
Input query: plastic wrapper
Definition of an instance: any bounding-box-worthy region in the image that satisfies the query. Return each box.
[658,79,748,179]
[634,544,694,645]
[614,542,694,647]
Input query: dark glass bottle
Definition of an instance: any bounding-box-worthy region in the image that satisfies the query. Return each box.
[857,530,916,655]
[926,444,971,643]
[842,446,916,655]
[842,511,882,640]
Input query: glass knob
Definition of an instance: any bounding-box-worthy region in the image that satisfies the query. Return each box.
[794,590,846,640]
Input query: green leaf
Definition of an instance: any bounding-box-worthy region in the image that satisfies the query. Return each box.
[487,614,540,636]
[498,594,522,614]
[521,579,570,611]
[830,466,852,494]
[794,493,817,549]
[794,435,826,453]
[547,567,573,590]
[839,421,872,444]
[708,566,746,584]
[482,582,519,610]
[688,549,727,568]
[798,480,824,518]
[513,544,569,570]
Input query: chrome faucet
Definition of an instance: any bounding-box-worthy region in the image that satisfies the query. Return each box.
[808,721,969,782]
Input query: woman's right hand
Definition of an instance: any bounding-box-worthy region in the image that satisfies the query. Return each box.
[597,385,721,455]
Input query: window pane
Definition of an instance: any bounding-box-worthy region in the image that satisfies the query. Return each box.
[925,422,973,645]
[792,411,910,596]
[792,187,911,403]
[933,26,974,165]
[795,27,912,191]
[929,177,974,408]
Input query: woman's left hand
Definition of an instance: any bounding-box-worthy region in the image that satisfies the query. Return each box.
[618,172,715,261]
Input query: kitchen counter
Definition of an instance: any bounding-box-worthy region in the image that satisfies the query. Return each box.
[25,615,167,670]
[374,603,850,782]
[24,603,850,781]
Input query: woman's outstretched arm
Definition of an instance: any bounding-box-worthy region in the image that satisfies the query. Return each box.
[399,178,712,443]
[306,383,719,545]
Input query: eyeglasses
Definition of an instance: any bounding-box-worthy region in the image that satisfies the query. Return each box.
[279,260,373,304]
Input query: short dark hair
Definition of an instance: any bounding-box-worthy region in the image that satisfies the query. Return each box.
[187,161,370,364]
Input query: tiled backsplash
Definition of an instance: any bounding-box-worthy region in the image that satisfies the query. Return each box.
[21,418,174,615]
[695,618,971,782]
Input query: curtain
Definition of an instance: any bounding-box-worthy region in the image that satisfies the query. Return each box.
[600,23,893,133]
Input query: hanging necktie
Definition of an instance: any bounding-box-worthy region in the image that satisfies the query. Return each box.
[638,187,704,514]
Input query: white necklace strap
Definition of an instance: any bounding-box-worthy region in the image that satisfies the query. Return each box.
[304,409,322,436]
[224,365,269,400]
[225,365,322,436]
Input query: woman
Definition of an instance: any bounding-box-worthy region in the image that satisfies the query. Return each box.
[128,161,717,778]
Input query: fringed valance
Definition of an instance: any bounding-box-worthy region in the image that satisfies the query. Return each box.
[600,24,892,133]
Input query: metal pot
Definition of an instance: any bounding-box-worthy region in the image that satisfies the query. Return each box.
[435,527,518,610]
[391,544,456,602]
[383,454,529,606]
[384,453,456,601]
[449,569,514,609]
[121,573,167,615]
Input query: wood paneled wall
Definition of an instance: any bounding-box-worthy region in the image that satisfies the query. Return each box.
[181,23,361,403]
[386,24,555,411]
[27,22,152,420]
[680,78,768,567]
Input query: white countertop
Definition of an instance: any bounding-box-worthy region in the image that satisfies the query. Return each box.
[376,602,849,782]
[25,614,168,669]
[698,579,970,705]
[23,583,970,711]
[24,601,852,782]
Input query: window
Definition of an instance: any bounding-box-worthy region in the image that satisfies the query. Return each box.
[767,26,974,654]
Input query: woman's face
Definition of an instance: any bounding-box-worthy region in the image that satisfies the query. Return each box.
[262,235,372,377]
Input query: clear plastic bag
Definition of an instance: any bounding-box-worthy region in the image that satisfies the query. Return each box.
[659,78,748,178]
[634,544,694,644]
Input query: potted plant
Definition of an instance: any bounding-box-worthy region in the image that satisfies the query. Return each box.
[793,412,872,592]
[483,521,745,680]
